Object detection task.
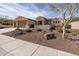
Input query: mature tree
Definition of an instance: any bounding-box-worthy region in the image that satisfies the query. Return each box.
[48,3,79,39]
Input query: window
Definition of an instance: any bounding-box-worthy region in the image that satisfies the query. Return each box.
[55,21,58,23]
[53,21,55,23]
[58,21,60,23]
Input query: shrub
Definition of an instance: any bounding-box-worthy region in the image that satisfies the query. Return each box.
[46,34,56,40]
[55,26,62,30]
[49,26,55,31]
[29,24,34,28]
[26,29,32,32]
[66,30,71,33]
[37,29,42,32]
[58,30,63,33]
[71,30,79,36]
[66,25,71,29]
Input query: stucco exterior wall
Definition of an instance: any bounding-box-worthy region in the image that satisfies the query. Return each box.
[35,25,50,30]
[13,16,35,28]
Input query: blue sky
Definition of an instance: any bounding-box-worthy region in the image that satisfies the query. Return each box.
[0,3,61,20]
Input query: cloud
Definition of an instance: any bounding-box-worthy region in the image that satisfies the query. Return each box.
[0,3,48,20]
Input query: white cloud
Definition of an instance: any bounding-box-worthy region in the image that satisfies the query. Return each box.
[0,3,47,20]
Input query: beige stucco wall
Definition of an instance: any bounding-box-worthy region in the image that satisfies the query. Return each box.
[51,20,62,26]
[14,16,35,28]
[50,18,63,26]
[35,25,50,30]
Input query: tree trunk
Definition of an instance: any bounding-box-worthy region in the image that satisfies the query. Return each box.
[62,19,66,39]
[62,13,66,40]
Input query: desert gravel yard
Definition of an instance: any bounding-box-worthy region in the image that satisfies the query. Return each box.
[3,29,79,55]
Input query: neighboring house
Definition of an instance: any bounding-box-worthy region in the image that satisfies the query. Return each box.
[36,16,63,26]
[48,18,63,26]
[69,21,79,30]
[13,16,36,28]
[35,16,63,30]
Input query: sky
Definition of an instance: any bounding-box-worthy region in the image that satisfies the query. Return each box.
[0,3,61,20]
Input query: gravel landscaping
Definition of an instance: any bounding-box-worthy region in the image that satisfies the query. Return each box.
[3,29,79,55]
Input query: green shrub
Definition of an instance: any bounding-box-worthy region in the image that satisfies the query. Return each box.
[66,30,71,33]
[49,26,55,31]
[55,26,62,30]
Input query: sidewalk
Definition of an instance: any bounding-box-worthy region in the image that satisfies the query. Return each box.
[0,34,76,56]
[0,28,76,56]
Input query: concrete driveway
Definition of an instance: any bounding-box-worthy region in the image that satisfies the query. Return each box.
[0,28,16,34]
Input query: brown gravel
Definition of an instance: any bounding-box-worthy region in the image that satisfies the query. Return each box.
[3,29,79,55]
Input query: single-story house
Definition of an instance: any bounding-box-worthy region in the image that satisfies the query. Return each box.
[35,16,63,30]
[48,18,63,26]
[36,16,63,26]
[13,16,36,28]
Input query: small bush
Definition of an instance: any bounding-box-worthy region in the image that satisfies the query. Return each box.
[71,30,79,36]
[66,25,71,29]
[46,34,56,40]
[37,29,42,32]
[66,30,71,33]
[58,30,63,33]
[26,29,32,32]
[55,26,62,30]
[49,26,55,31]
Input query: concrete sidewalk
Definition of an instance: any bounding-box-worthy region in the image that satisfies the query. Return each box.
[0,35,76,56]
[0,28,76,56]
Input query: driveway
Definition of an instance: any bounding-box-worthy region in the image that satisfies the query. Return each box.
[0,28,16,34]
